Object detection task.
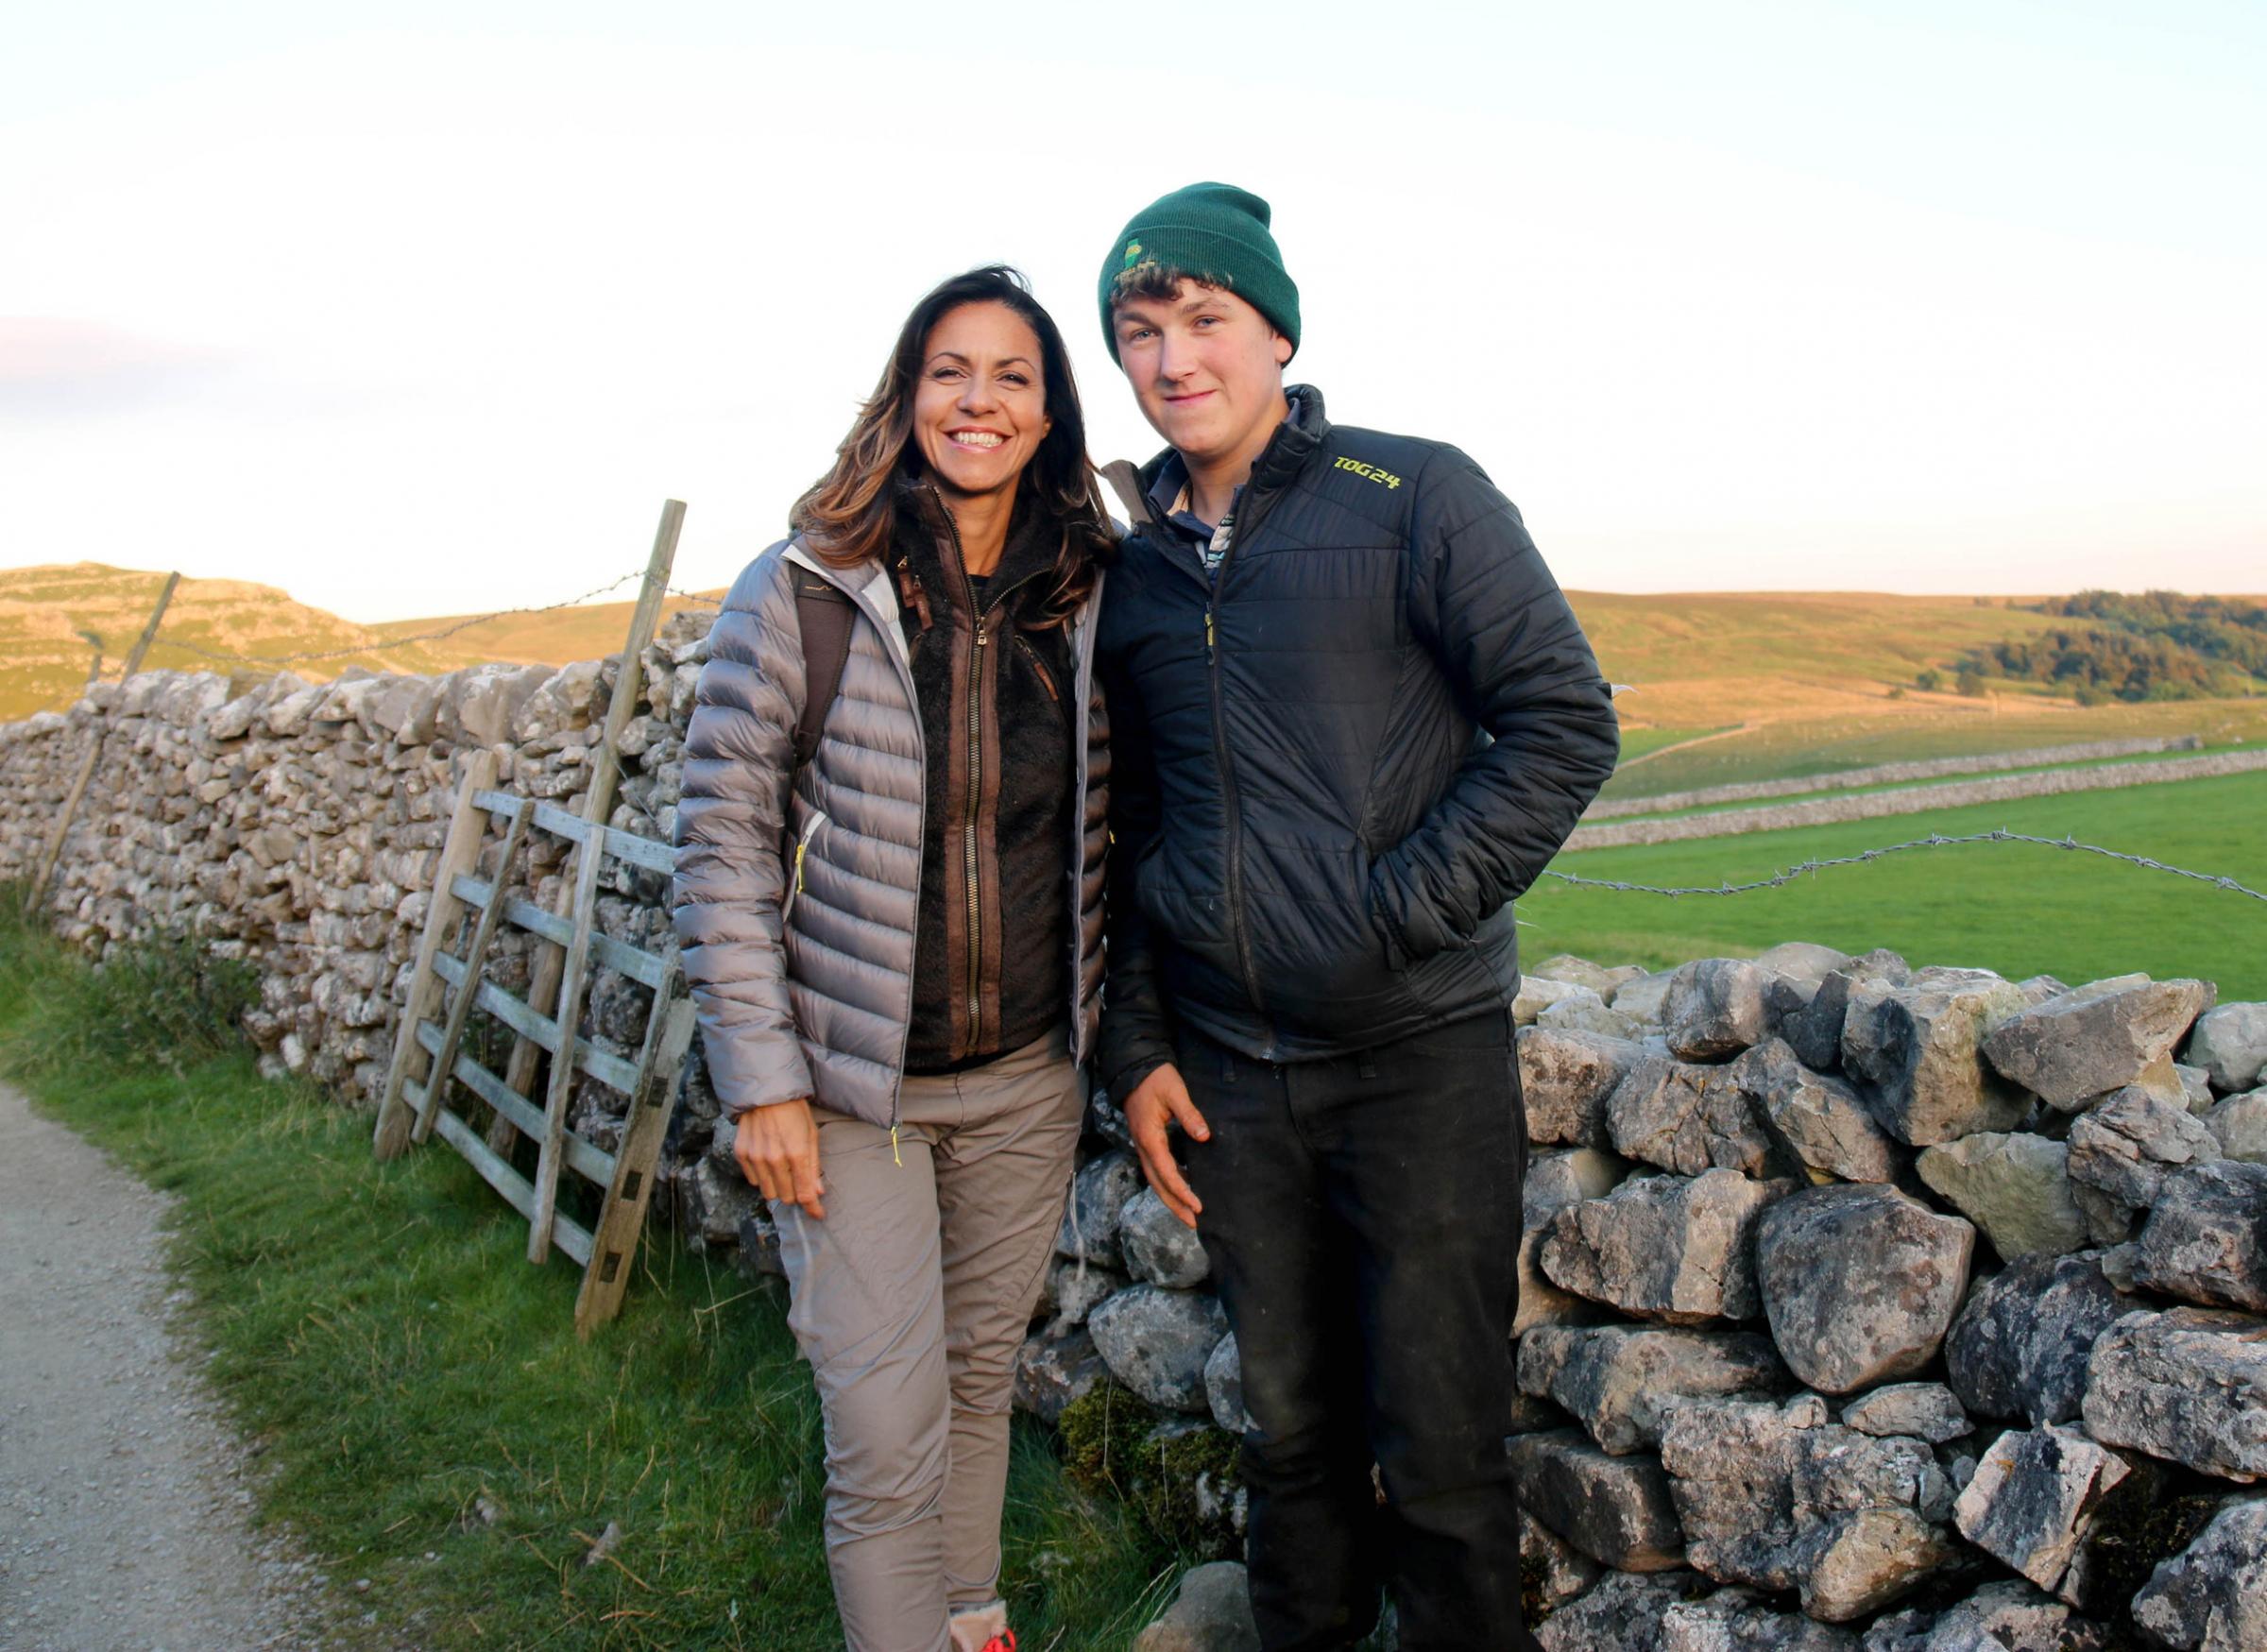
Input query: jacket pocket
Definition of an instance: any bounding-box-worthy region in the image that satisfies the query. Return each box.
[781,807,829,925]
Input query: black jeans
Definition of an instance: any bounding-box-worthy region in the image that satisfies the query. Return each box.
[1176,1009,1540,1652]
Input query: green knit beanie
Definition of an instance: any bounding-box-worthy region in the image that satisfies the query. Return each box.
[1098,181,1301,361]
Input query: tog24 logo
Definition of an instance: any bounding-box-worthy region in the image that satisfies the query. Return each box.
[1334,456,1403,490]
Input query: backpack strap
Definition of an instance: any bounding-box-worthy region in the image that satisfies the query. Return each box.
[1099,460,1157,530]
[792,575,857,770]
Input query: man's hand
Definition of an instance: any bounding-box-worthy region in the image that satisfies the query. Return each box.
[735,1099,826,1219]
[1123,1063,1210,1228]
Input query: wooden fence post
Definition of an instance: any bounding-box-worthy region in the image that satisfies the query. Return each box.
[489,500,685,1150]
[24,572,179,916]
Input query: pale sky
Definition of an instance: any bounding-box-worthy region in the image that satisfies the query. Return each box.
[3,1,2261,622]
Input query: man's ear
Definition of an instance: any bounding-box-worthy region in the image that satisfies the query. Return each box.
[1272,332,1293,367]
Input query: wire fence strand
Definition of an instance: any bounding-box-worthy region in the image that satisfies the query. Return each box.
[134,569,736,672]
[1539,827,2267,904]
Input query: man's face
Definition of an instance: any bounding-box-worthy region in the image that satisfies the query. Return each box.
[1112,281,1292,468]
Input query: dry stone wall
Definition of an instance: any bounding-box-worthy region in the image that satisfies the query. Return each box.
[1585,735,2204,821]
[1563,748,2267,851]
[2,649,2262,1649]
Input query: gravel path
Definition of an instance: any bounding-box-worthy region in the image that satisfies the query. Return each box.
[0,1081,349,1651]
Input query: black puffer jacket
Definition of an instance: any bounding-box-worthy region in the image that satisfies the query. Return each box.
[1096,387,1619,1093]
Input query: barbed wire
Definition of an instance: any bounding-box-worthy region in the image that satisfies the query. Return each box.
[143,570,656,669]
[1539,827,2267,904]
[134,570,733,672]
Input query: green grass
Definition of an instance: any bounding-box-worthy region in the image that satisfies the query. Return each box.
[0,915,1185,1650]
[1598,700,2267,800]
[1600,739,2266,825]
[1525,770,2267,999]
[1611,725,1730,764]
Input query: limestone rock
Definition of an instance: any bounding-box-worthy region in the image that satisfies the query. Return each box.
[1733,1038,1901,1184]
[1756,1186,1975,1394]
[1535,994,1648,1040]
[1014,1325,1109,1423]
[1659,1393,1955,1621]
[1982,975,2216,1109]
[1542,1169,1794,1324]
[1752,942,1856,989]
[1843,966,2031,1146]
[1520,1028,1650,1149]
[1532,954,1650,1000]
[1517,1324,1789,1455]
[1087,1286,1228,1414]
[1203,1332,1247,1436]
[1857,1581,2110,1652]
[2082,1307,2267,1482]
[2130,1161,2267,1312]
[2064,1088,2220,1224]
[1610,1054,1780,1177]
[1849,965,2031,1146]
[1662,959,1773,1061]
[1056,1149,1142,1263]
[1518,1149,1630,1336]
[1952,1423,2132,1600]
[1518,976,1606,1029]
[1839,1384,1970,1444]
[2186,1002,2267,1094]
[1660,1590,1861,1651]
[1043,1256,1127,1330]
[444,661,553,746]
[1946,1252,2140,1425]
[1133,1560,1260,1652]
[1782,950,1911,1073]
[1612,970,1678,1029]
[1507,1429,1687,1571]
[1537,1570,1707,1652]
[1521,1508,1605,1616]
[1120,1186,1211,1288]
[2203,1088,2267,1163]
[1916,1132,2090,1262]
[2130,1494,2267,1652]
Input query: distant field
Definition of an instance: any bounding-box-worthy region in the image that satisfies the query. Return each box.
[1522,770,2267,999]
[1612,725,1728,764]
[1600,699,2267,800]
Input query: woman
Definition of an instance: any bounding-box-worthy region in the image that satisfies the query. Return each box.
[672,266,1111,1652]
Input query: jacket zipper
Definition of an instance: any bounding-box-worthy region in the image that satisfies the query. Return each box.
[1014,633,1063,707]
[1202,508,1269,1019]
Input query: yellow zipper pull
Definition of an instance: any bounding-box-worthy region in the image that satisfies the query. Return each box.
[1204,608,1216,656]
[890,1124,903,1167]
[793,837,809,895]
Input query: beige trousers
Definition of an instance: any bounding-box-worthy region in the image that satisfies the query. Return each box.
[773,1028,1084,1652]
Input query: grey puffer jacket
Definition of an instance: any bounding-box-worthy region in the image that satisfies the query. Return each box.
[672,538,1107,1127]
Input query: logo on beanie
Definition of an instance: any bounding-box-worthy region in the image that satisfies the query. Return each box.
[1122,240,1144,266]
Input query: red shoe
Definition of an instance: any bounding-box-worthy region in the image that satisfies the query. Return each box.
[980,1636,1016,1652]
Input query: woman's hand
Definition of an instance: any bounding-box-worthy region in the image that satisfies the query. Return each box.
[735,1100,826,1219]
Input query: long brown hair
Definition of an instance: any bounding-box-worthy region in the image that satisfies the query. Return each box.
[792,265,1110,623]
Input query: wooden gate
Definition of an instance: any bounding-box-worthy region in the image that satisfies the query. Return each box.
[372,752,695,1336]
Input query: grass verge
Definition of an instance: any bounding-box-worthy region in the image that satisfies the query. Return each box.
[1525,770,2267,997]
[0,911,1185,1649]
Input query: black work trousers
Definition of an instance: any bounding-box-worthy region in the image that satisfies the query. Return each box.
[1175,1008,1540,1652]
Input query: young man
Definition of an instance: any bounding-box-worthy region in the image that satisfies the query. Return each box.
[1091,182,1620,1652]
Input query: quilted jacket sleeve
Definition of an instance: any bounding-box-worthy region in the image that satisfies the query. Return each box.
[671,542,815,1116]
[1096,637,1176,1100]
[1368,453,1620,963]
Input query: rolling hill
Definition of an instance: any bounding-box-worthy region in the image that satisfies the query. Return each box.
[4,567,2259,792]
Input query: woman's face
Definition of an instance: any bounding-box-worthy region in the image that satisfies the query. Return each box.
[912,300,1052,503]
